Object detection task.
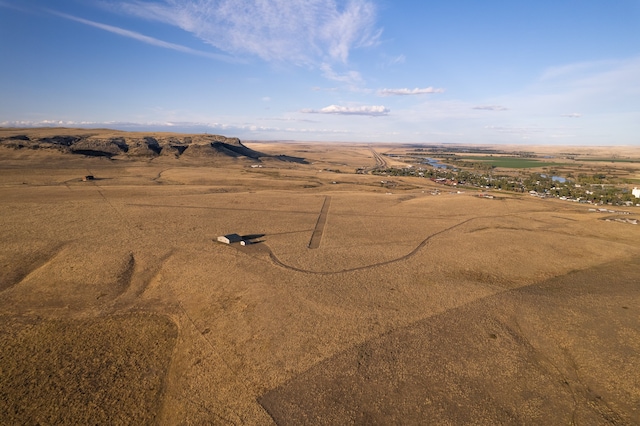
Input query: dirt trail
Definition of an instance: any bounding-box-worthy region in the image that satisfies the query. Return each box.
[308,196,331,249]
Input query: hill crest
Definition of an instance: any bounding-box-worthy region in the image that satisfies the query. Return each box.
[0,128,306,163]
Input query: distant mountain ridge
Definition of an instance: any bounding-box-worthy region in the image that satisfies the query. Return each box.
[0,129,307,163]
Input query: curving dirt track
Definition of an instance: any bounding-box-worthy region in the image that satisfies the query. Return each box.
[262,216,478,274]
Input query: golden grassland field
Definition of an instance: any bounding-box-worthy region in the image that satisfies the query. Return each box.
[0,128,639,424]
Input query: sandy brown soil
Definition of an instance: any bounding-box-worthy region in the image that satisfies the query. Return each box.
[1,130,639,424]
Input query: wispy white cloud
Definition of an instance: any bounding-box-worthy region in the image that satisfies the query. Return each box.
[538,59,616,82]
[50,10,239,62]
[320,63,364,86]
[311,86,339,92]
[115,0,381,66]
[561,113,582,118]
[382,54,406,66]
[532,57,640,107]
[268,117,319,124]
[549,133,577,139]
[483,125,582,141]
[301,105,389,116]
[378,87,445,96]
[484,125,544,134]
[472,105,509,111]
[0,0,27,12]
[0,119,355,136]
[1,119,143,127]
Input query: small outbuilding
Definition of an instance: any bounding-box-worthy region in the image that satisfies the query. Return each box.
[217,233,243,244]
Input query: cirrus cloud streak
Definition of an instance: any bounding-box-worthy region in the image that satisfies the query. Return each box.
[116,0,381,66]
[50,10,239,62]
[472,105,509,111]
[378,87,445,96]
[301,105,389,116]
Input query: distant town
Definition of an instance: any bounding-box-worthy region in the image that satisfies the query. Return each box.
[369,153,640,207]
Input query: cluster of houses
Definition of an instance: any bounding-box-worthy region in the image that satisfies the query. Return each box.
[528,190,639,207]
[588,208,637,224]
[588,208,631,215]
[376,163,640,207]
[604,217,638,225]
[430,177,458,186]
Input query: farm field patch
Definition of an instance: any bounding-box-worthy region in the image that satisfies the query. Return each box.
[457,156,561,168]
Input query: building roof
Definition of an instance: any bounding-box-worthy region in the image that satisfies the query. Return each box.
[217,233,243,244]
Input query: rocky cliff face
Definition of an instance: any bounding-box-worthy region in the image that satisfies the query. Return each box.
[0,130,305,163]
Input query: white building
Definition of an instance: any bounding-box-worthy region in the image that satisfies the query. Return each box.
[632,187,640,198]
[217,233,242,244]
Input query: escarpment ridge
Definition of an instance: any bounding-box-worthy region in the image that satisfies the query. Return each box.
[0,127,306,163]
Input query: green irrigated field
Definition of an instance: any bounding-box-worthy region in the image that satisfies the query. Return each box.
[459,156,560,168]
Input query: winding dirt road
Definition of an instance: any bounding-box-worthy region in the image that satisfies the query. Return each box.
[239,216,478,275]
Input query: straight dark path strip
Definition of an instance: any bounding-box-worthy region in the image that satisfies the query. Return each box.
[308,196,331,249]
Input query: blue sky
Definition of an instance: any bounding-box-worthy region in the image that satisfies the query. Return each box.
[1,0,639,145]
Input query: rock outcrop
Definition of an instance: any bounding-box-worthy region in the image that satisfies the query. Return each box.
[0,129,306,163]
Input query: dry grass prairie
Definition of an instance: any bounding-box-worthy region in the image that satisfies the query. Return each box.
[1,130,639,424]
